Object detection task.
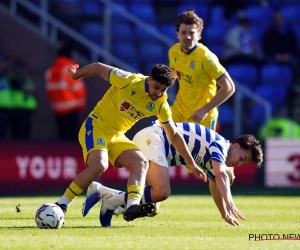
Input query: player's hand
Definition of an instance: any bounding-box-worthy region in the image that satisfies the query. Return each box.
[187,164,207,182]
[68,64,80,80]
[223,214,240,226]
[188,108,208,123]
[226,203,246,220]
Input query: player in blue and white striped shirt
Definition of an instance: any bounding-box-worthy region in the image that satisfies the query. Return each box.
[82,121,263,226]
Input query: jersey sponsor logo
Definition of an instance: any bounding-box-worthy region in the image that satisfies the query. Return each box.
[146,102,155,111]
[87,130,92,136]
[113,69,131,78]
[146,139,152,145]
[120,100,131,111]
[209,59,218,70]
[97,138,105,146]
[131,90,136,96]
[189,61,196,69]
[157,155,163,162]
[120,99,146,120]
[194,154,204,167]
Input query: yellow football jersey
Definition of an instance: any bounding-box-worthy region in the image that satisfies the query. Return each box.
[169,43,226,126]
[90,68,172,133]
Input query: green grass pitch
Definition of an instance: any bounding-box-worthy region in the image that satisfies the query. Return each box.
[0,195,299,250]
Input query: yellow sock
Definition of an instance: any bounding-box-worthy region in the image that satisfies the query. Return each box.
[64,182,84,201]
[127,185,143,207]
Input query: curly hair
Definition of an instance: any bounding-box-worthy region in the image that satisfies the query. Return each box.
[175,9,204,33]
[150,64,176,87]
[232,134,263,168]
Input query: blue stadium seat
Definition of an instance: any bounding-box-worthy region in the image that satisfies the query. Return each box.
[113,42,139,62]
[245,5,273,26]
[182,0,212,5]
[81,1,103,17]
[80,22,104,45]
[260,64,293,86]
[227,63,258,88]
[160,24,177,41]
[134,24,160,43]
[283,0,300,5]
[249,103,268,129]
[254,85,287,111]
[139,43,166,62]
[210,5,225,24]
[110,2,130,22]
[176,4,209,22]
[208,44,224,58]
[218,104,234,125]
[112,22,134,42]
[129,3,157,23]
[293,26,300,44]
[204,25,227,45]
[281,6,300,25]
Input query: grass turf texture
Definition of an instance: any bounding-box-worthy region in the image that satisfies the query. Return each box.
[0,196,299,250]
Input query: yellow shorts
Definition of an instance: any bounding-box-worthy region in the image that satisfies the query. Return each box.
[78,116,139,166]
[171,106,217,130]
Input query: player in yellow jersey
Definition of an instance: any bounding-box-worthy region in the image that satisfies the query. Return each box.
[169,9,236,130]
[53,62,207,226]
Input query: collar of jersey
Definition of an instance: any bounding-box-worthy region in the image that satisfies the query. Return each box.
[181,42,198,55]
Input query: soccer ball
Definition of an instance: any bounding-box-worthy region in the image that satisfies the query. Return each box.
[35,203,64,229]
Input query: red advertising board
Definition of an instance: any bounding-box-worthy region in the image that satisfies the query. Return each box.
[0,142,257,195]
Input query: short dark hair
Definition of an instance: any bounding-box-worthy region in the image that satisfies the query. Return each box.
[232,134,263,168]
[150,64,176,87]
[175,9,204,33]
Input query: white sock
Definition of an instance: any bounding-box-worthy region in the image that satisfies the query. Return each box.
[126,199,139,209]
[106,193,126,210]
[57,195,72,206]
[98,185,121,197]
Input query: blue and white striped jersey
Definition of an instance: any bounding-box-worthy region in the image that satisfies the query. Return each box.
[160,122,231,180]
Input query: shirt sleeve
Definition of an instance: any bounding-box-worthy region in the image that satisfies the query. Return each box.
[156,100,173,124]
[202,52,226,80]
[108,68,133,89]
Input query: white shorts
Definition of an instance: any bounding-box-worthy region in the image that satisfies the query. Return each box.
[132,125,169,168]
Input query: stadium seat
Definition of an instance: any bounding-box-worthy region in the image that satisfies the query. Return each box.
[245,5,273,26]
[203,25,227,45]
[80,22,104,45]
[134,24,160,43]
[227,63,258,88]
[249,103,268,130]
[129,3,157,23]
[208,44,224,58]
[160,24,177,42]
[283,0,300,5]
[210,5,225,24]
[177,4,209,22]
[281,6,300,25]
[81,1,103,18]
[254,85,287,111]
[139,43,166,61]
[293,26,300,44]
[182,0,212,5]
[260,64,293,86]
[112,22,134,42]
[218,104,234,125]
[113,42,139,62]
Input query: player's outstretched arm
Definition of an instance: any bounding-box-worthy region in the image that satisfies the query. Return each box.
[161,121,207,182]
[208,179,240,226]
[67,62,115,81]
[212,160,246,221]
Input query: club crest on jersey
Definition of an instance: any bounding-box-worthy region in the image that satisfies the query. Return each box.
[146,102,155,111]
[120,100,131,111]
[189,61,196,69]
[113,69,130,78]
[146,139,152,145]
[97,138,105,145]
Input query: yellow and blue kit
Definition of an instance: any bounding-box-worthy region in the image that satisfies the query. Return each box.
[79,68,172,165]
[169,43,226,129]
